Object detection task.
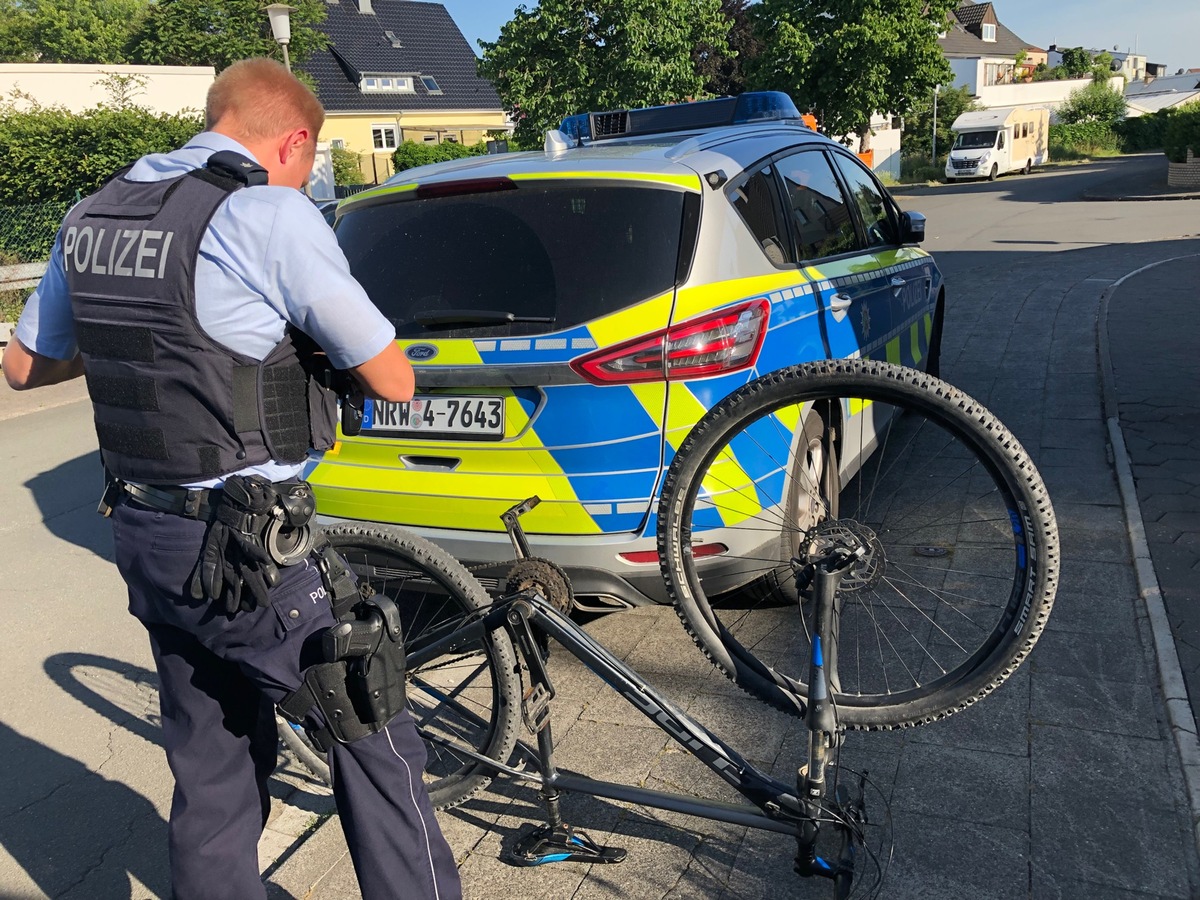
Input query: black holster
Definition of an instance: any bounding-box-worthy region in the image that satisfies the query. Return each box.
[279,542,407,748]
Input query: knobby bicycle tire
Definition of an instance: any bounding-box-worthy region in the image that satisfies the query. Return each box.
[657,360,1058,729]
[323,523,521,808]
[277,715,332,785]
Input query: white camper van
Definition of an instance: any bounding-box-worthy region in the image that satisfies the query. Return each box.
[945,106,1050,181]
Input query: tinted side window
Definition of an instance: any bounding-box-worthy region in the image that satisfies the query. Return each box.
[830,153,897,249]
[775,151,859,261]
[729,164,791,265]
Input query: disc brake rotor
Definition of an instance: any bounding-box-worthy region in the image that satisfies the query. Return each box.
[800,520,886,592]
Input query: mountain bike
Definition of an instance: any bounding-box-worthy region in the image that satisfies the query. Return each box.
[303,359,1060,897]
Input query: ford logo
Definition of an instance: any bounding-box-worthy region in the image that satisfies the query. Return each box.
[405,344,438,362]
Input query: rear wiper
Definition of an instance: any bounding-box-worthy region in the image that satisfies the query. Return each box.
[412,309,556,327]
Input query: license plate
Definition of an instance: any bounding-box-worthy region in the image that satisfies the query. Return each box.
[363,395,504,440]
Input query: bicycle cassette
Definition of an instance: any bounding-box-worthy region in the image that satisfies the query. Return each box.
[505,558,575,614]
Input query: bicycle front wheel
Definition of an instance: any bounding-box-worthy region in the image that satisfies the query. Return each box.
[658,360,1058,729]
[323,523,521,808]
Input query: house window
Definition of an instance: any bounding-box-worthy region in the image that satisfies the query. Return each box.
[361,74,415,93]
[421,75,442,94]
[422,134,438,143]
[372,125,398,150]
[982,23,996,42]
[331,138,346,149]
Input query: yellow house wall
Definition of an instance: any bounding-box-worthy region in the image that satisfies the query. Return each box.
[320,110,510,183]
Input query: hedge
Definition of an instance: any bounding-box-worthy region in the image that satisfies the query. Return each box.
[1163,103,1200,163]
[0,104,202,205]
[391,140,488,173]
[1049,122,1121,158]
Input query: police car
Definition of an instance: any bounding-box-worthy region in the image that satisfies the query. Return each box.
[311,92,944,610]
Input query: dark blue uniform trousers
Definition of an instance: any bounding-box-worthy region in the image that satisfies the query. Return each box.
[111,499,463,900]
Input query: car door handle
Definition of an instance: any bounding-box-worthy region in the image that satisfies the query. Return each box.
[890,276,907,288]
[830,293,853,311]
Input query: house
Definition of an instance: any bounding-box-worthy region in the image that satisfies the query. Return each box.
[0,63,213,115]
[939,1,1038,94]
[937,3,1125,114]
[302,0,507,182]
[1125,72,1200,118]
[1047,46,1147,82]
[301,0,508,184]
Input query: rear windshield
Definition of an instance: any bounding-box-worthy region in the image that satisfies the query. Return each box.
[334,183,690,339]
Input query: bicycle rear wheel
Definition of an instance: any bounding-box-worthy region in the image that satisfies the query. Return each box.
[658,360,1058,729]
[323,523,521,808]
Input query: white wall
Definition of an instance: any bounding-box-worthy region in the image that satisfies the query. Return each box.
[0,64,214,115]
[869,114,902,180]
[972,76,1125,116]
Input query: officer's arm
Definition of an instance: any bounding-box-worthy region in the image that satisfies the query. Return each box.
[2,337,84,391]
[349,340,414,402]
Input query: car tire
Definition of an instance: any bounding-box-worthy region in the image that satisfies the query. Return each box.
[1022,159,1032,175]
[988,164,999,182]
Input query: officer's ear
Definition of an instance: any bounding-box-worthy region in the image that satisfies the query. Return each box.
[279,127,313,164]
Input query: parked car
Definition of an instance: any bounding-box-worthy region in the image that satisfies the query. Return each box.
[313,198,339,225]
[308,92,944,610]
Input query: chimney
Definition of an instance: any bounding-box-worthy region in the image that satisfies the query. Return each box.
[358,0,373,13]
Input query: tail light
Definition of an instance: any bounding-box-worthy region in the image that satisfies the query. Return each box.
[617,543,728,565]
[570,299,770,385]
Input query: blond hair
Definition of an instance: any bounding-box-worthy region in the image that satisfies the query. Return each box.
[205,58,325,143]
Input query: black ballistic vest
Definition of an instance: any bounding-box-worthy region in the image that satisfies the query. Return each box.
[63,157,337,484]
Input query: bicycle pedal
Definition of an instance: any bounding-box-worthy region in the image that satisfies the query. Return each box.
[522,682,552,733]
[504,824,626,867]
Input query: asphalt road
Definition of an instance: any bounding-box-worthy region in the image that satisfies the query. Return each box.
[2,153,1199,900]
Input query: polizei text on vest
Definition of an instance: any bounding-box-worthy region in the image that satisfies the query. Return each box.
[63,226,176,280]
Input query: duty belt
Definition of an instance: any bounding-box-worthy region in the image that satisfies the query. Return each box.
[122,482,220,520]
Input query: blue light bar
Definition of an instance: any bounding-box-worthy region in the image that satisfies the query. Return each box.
[556,92,803,144]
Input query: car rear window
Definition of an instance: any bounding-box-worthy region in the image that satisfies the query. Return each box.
[334,183,691,339]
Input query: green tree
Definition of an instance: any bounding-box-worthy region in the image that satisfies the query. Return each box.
[1057,81,1126,125]
[694,0,763,97]
[331,146,366,186]
[479,0,730,147]
[127,0,327,72]
[748,0,957,152]
[0,0,151,64]
[1057,46,1093,78]
[899,83,979,160]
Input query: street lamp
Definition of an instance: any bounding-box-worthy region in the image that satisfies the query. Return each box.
[931,84,941,163]
[264,4,296,72]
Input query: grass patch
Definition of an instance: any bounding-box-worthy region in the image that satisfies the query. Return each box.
[0,287,30,325]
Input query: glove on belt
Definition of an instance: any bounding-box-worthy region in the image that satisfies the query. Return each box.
[188,475,315,615]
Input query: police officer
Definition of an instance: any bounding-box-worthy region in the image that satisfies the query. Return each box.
[3,58,462,900]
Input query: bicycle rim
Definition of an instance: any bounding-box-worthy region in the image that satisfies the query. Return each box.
[324,524,520,807]
[659,360,1058,728]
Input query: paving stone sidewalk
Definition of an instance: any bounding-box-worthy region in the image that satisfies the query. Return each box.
[1107,255,1200,740]
[269,239,1200,900]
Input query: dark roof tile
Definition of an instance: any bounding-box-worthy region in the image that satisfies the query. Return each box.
[300,0,502,114]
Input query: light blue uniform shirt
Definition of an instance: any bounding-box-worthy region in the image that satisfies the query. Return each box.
[15,132,396,487]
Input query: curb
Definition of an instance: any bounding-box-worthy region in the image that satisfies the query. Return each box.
[1082,192,1200,202]
[1097,254,1200,861]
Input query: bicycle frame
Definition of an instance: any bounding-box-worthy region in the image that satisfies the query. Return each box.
[406,555,863,877]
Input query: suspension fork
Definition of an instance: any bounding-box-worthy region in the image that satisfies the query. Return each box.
[795,548,858,879]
